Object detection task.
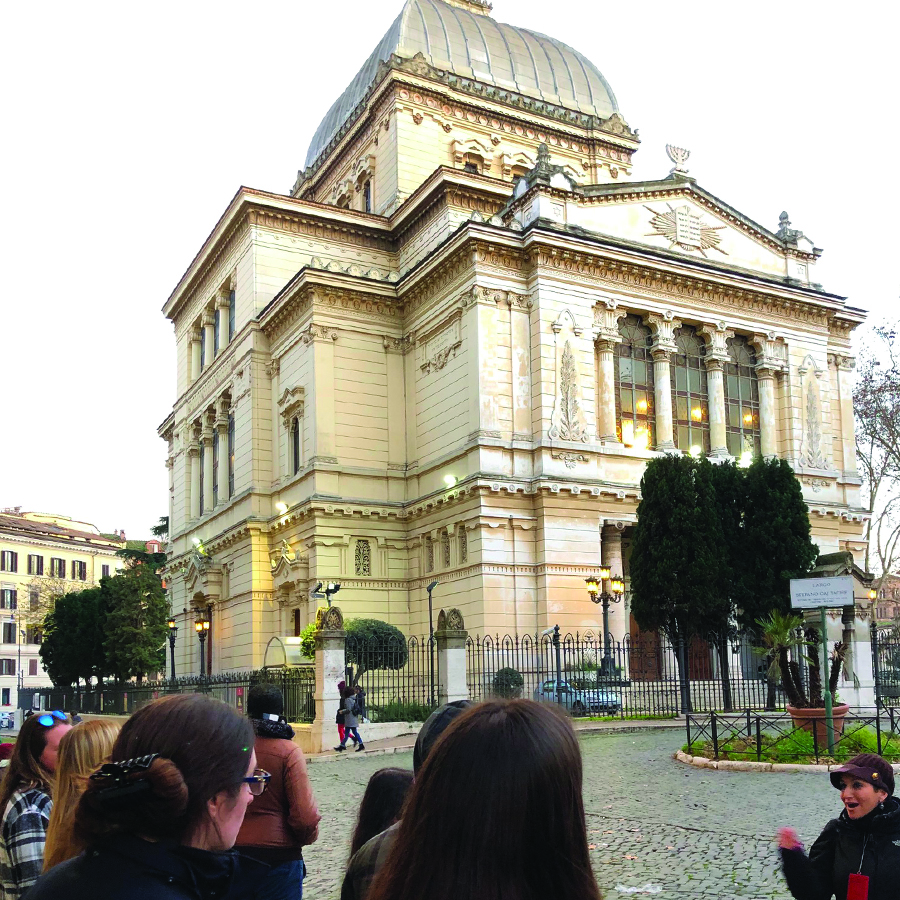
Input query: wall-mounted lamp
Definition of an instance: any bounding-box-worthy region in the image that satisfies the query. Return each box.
[275,502,288,515]
[443,474,457,488]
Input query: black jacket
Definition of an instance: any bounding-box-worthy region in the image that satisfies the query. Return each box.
[781,796,900,900]
[23,833,268,900]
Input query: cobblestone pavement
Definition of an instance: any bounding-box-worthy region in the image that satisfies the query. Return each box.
[301,729,838,899]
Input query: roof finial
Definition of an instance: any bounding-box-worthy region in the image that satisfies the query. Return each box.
[665,144,690,176]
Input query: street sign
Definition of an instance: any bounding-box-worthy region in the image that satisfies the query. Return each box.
[789,575,855,609]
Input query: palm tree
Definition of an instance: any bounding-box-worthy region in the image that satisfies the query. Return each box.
[755,611,810,708]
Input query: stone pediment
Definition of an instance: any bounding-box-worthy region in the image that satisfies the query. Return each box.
[183,553,224,603]
[557,180,822,286]
[270,539,308,591]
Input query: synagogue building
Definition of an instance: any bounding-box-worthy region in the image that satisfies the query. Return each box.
[159,0,867,674]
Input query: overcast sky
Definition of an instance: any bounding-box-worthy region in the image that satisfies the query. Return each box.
[2,0,896,538]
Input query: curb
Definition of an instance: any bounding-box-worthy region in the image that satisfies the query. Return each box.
[674,750,900,774]
[306,720,682,762]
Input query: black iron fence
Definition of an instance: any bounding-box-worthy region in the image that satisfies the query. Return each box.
[466,630,780,716]
[686,709,900,763]
[873,629,900,706]
[25,666,316,723]
[344,633,440,722]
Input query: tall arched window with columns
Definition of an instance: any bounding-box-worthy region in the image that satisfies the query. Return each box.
[672,326,709,454]
[725,336,760,461]
[615,315,655,449]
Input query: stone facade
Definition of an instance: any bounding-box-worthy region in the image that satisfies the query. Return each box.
[0,509,125,707]
[159,0,867,675]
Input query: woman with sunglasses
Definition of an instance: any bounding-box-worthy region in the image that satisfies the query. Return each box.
[235,683,320,899]
[25,694,271,899]
[0,709,71,898]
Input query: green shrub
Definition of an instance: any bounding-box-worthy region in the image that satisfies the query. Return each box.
[492,667,524,699]
[371,699,433,723]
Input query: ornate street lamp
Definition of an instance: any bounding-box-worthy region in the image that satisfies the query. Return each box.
[586,570,626,674]
[194,614,210,676]
[167,618,178,681]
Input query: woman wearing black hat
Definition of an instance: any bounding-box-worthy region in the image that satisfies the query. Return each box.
[778,753,900,900]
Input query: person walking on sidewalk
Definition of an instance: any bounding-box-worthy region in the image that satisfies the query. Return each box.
[778,753,900,900]
[335,686,364,752]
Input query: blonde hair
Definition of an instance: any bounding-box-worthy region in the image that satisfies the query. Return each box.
[43,719,120,871]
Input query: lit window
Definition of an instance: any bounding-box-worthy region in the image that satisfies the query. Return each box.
[725,336,761,460]
[615,315,654,449]
[671,326,709,455]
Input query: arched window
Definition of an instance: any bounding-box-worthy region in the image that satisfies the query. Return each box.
[615,315,654,449]
[672,326,709,455]
[354,539,371,577]
[291,417,301,475]
[725,336,760,461]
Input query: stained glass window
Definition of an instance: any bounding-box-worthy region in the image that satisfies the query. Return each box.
[671,326,709,455]
[615,314,654,449]
[725,336,760,462]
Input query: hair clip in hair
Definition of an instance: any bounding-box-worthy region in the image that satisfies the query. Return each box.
[261,713,284,723]
[90,754,160,803]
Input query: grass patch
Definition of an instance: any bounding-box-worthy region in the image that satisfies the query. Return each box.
[684,727,900,764]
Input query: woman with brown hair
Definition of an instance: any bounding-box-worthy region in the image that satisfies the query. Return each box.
[42,719,120,871]
[25,694,269,900]
[0,710,71,898]
[349,768,414,858]
[366,699,603,900]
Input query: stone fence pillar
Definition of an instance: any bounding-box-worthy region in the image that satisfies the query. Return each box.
[311,605,345,753]
[436,608,468,705]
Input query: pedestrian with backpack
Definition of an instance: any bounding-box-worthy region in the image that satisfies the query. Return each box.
[335,686,364,752]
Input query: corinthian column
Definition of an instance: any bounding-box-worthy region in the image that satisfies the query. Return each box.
[216,416,229,506]
[699,323,733,457]
[202,425,214,514]
[203,313,215,367]
[189,443,200,520]
[190,329,202,382]
[647,313,681,451]
[593,299,626,442]
[757,368,777,458]
[751,333,787,460]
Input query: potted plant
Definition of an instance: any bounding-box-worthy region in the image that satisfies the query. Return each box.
[756,610,850,745]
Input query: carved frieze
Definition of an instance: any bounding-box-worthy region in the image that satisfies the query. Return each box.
[645,203,727,257]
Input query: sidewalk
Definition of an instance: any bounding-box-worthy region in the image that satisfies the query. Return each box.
[307,716,685,763]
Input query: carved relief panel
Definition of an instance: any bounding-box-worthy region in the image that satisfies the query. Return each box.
[548,309,588,442]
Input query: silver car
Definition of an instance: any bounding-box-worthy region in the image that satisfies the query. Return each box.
[533,679,620,715]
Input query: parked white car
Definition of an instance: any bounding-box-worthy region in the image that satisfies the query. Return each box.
[533,679,620,715]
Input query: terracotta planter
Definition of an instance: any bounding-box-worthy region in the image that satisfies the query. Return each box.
[786,704,851,749]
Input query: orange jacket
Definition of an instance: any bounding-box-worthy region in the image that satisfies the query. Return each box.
[235,737,320,862]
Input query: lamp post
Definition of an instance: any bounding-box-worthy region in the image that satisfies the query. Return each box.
[194,614,210,676]
[167,618,178,681]
[586,568,625,675]
[426,581,438,706]
[324,582,341,607]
